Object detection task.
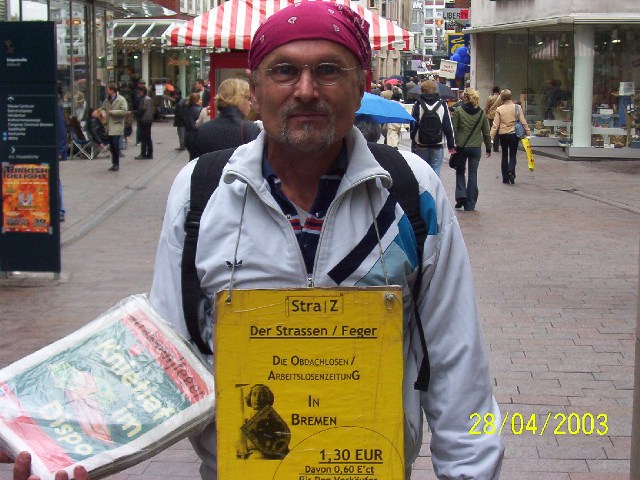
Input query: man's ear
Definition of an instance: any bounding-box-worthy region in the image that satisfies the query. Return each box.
[354,70,368,112]
[247,68,260,114]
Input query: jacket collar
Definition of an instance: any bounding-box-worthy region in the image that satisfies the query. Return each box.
[218,107,244,119]
[223,127,392,192]
[419,93,440,104]
[462,103,481,115]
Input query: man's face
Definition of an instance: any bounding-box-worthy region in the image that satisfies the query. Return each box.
[195,81,203,92]
[105,85,114,97]
[249,40,366,153]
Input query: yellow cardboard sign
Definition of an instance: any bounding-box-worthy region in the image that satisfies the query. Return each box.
[215,287,405,480]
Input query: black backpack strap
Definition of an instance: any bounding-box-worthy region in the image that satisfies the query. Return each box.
[181,142,432,387]
[181,148,235,355]
[367,143,431,391]
[417,97,440,115]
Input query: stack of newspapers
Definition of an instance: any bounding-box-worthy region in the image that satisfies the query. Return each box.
[0,295,215,480]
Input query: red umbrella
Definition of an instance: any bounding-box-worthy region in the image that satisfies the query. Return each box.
[384,78,401,86]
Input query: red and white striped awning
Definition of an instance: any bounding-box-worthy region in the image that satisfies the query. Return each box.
[165,0,411,51]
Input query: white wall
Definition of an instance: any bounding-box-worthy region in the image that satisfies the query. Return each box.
[471,0,638,28]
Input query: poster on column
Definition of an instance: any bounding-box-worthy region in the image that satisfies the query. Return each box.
[1,163,51,233]
[215,287,405,480]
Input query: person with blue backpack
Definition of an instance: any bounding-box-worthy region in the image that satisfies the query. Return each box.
[149,2,503,479]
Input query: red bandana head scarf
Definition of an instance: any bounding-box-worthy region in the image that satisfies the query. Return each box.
[248,1,371,71]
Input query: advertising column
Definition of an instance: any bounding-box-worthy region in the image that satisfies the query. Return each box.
[0,22,60,274]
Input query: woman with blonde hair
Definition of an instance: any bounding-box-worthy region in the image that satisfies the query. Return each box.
[194,78,260,156]
[490,89,530,184]
[451,88,492,211]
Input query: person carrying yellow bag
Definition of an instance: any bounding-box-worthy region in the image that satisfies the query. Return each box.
[521,136,535,171]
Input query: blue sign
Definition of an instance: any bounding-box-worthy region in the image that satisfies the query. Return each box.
[447,33,470,57]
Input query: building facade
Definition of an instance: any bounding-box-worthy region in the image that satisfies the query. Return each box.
[4,0,416,118]
[2,0,206,120]
[368,0,414,79]
[467,0,640,158]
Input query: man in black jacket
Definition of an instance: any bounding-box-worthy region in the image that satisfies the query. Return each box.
[134,85,154,159]
[131,79,145,146]
[173,89,186,151]
[194,79,210,109]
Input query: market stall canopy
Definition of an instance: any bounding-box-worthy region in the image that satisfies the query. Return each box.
[113,19,185,49]
[112,0,177,18]
[164,0,411,51]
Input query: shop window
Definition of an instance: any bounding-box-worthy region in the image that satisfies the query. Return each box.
[527,31,574,143]
[493,33,528,107]
[592,27,639,148]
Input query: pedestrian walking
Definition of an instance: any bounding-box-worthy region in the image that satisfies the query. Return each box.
[410,79,456,176]
[150,2,503,479]
[194,78,260,155]
[131,79,145,146]
[405,76,417,102]
[484,85,501,152]
[182,92,202,161]
[451,88,492,211]
[134,85,154,159]
[490,89,530,184]
[384,89,404,149]
[173,89,186,151]
[354,114,382,142]
[99,82,128,172]
[194,78,210,108]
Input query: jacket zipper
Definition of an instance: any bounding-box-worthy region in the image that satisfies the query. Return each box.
[230,171,311,288]
[231,171,387,290]
[311,174,383,281]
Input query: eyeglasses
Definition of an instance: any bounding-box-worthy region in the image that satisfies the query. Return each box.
[264,63,359,86]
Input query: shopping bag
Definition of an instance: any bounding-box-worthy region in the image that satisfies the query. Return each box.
[521,137,535,171]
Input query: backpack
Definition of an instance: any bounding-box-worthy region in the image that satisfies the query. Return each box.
[181,143,431,391]
[416,99,443,146]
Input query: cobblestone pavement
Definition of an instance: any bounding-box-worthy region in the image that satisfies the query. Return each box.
[1,123,639,479]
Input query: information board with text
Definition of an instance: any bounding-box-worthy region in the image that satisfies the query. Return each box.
[0,21,60,273]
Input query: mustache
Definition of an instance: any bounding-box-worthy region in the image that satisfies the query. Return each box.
[280,101,333,118]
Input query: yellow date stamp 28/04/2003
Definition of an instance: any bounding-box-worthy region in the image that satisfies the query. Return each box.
[469,412,609,436]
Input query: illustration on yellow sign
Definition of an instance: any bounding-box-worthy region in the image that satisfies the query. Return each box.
[237,383,291,459]
[2,163,51,233]
[215,288,405,480]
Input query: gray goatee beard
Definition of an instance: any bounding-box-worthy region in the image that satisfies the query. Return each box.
[278,104,336,152]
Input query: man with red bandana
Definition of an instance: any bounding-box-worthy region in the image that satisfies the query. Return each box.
[149,2,504,479]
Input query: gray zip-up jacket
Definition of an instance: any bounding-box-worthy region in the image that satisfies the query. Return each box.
[150,127,503,479]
